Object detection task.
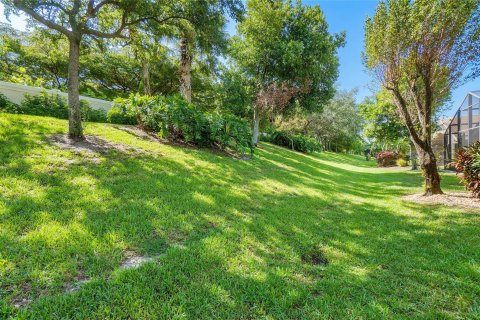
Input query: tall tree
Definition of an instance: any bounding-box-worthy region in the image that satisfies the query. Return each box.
[175,0,244,103]
[2,0,153,139]
[179,33,193,102]
[231,0,344,145]
[364,0,480,195]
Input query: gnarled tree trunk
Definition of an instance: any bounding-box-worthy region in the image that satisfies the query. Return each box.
[179,37,192,103]
[67,37,83,140]
[416,146,443,195]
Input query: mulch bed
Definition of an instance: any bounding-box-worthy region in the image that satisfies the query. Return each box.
[403,192,480,210]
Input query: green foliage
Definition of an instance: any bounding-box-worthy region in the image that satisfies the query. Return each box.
[265,130,321,154]
[112,94,253,154]
[208,113,254,154]
[16,92,107,123]
[231,0,345,119]
[359,90,408,149]
[20,92,69,119]
[108,97,142,125]
[0,93,19,113]
[215,65,254,118]
[455,142,480,198]
[83,106,108,123]
[277,89,363,153]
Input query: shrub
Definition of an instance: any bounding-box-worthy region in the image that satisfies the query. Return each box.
[13,92,107,123]
[116,94,253,154]
[0,94,20,113]
[107,97,138,125]
[375,151,398,167]
[268,131,321,153]
[21,92,69,119]
[83,106,108,123]
[208,113,253,154]
[455,141,480,198]
[396,158,408,167]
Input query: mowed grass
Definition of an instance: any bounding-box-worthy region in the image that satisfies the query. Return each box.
[0,113,479,319]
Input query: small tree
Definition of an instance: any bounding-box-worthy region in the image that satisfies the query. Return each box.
[3,0,154,140]
[364,0,480,195]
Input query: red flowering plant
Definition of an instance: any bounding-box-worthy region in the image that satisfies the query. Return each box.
[455,142,480,198]
[375,150,399,167]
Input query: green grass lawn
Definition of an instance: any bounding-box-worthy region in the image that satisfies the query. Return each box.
[1,113,479,319]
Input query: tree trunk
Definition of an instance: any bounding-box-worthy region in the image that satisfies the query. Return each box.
[142,60,151,96]
[179,37,192,103]
[252,106,260,146]
[410,142,417,170]
[67,37,83,140]
[416,146,443,195]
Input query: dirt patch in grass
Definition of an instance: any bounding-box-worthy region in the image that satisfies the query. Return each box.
[115,126,162,143]
[49,134,148,159]
[121,250,160,269]
[12,297,32,309]
[301,249,329,266]
[63,272,91,294]
[403,192,480,210]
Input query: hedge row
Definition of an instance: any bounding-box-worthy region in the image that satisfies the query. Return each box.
[0,92,107,123]
[262,130,322,153]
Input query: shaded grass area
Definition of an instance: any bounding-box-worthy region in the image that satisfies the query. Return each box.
[0,113,478,319]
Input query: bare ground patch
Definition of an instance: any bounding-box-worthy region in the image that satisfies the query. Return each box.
[115,126,162,143]
[63,272,91,294]
[403,192,480,210]
[48,134,156,162]
[121,250,160,270]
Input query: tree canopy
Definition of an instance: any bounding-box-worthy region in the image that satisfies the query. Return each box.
[231,0,345,144]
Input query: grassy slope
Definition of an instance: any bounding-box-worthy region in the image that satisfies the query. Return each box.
[0,113,478,319]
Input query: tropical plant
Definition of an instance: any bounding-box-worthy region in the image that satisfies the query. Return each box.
[455,142,480,198]
[109,94,252,154]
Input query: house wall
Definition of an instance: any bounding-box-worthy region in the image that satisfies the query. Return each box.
[0,81,112,111]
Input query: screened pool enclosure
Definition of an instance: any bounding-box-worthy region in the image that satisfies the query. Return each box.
[444,91,480,166]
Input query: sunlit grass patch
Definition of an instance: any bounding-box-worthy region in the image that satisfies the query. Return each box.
[0,113,478,319]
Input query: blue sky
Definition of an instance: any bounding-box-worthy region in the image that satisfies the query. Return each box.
[2,1,479,117]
